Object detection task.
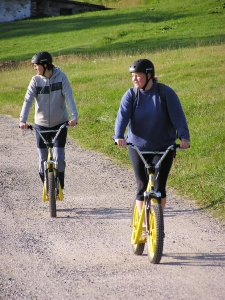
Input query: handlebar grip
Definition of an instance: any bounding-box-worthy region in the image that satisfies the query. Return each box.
[114,141,132,146]
[175,143,190,149]
[19,125,33,130]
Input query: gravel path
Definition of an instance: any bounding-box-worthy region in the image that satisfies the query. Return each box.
[0,115,224,300]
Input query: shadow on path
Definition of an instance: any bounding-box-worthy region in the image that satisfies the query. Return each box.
[57,206,131,220]
[163,252,225,267]
[164,205,206,218]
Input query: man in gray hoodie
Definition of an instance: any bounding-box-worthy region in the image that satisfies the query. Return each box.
[19,51,78,189]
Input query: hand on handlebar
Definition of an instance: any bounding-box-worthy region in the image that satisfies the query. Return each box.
[19,122,28,129]
[68,118,78,127]
[180,139,190,149]
[115,138,127,148]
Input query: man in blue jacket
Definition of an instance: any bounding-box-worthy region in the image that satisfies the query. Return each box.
[114,59,190,213]
[19,51,78,189]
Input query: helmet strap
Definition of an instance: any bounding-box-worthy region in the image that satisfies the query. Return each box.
[42,65,47,76]
[142,74,151,90]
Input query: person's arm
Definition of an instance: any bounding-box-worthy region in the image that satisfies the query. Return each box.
[165,86,190,148]
[114,90,133,147]
[62,73,78,126]
[19,78,36,128]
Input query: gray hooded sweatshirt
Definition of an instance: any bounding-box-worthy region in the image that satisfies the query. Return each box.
[20,67,78,127]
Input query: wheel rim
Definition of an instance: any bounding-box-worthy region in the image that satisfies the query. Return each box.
[149,211,156,257]
[131,205,139,244]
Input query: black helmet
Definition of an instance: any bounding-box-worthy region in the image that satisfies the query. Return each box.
[129,59,155,77]
[31,52,53,65]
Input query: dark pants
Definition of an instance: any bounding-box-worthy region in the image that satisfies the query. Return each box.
[128,146,174,200]
[35,123,68,189]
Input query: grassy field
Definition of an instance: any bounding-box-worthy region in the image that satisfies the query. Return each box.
[0,0,224,219]
[74,0,151,7]
[0,0,225,61]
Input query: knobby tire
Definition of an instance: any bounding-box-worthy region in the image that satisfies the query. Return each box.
[48,171,57,218]
[147,203,164,264]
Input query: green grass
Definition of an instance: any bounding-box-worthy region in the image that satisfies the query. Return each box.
[75,0,151,8]
[0,0,224,220]
[0,0,224,61]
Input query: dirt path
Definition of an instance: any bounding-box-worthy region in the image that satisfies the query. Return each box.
[0,115,224,300]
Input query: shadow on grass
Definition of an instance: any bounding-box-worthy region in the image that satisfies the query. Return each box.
[8,32,224,64]
[73,34,225,55]
[0,10,192,39]
[1,6,224,62]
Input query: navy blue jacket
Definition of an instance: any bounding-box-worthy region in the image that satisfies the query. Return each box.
[114,81,190,151]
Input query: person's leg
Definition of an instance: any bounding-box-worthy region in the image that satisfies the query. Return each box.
[153,151,174,210]
[37,148,48,182]
[136,200,144,216]
[54,125,67,189]
[161,197,166,210]
[35,124,48,184]
[128,146,148,216]
[53,147,65,189]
